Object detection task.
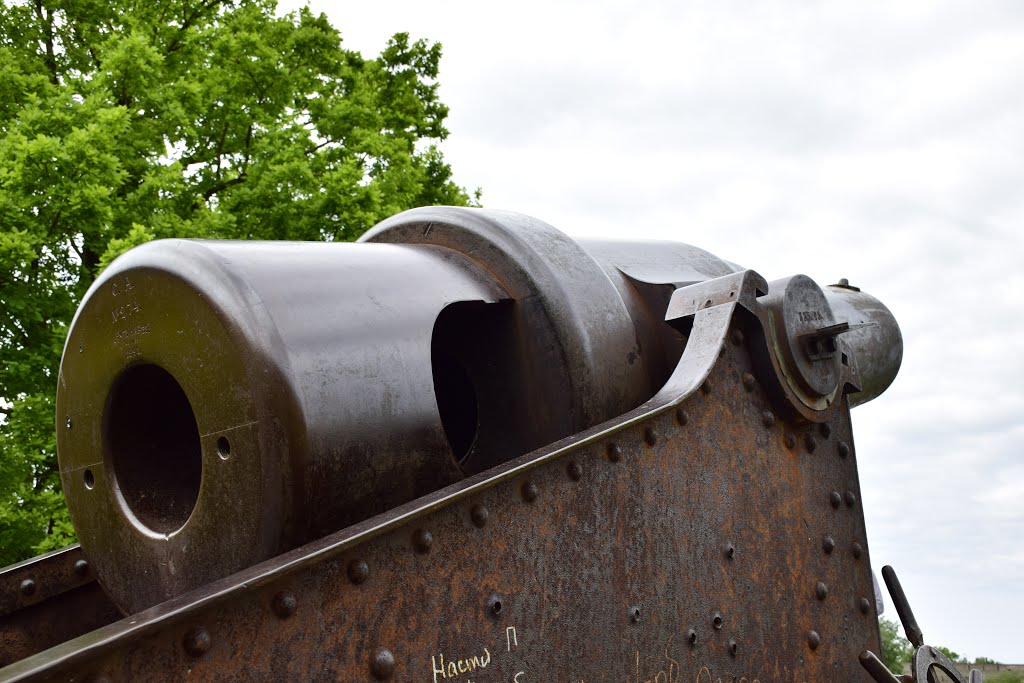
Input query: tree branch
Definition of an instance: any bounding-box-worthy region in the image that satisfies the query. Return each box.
[34,0,59,86]
[165,0,224,55]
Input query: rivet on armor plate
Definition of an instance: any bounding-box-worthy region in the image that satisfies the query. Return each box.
[183,627,211,657]
[412,529,433,554]
[741,372,756,391]
[271,591,297,619]
[470,504,489,528]
[347,559,370,585]
[370,647,396,679]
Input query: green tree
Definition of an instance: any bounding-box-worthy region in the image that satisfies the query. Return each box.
[936,646,967,664]
[879,616,914,674]
[0,0,476,566]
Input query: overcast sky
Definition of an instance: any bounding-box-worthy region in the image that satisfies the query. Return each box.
[280,0,1024,663]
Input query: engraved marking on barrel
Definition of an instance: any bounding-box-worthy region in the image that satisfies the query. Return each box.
[112,324,150,360]
[110,275,134,297]
[111,299,142,324]
[798,310,824,323]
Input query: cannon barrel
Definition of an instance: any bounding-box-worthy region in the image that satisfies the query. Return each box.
[55,206,902,617]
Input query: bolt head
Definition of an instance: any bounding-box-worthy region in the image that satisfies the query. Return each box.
[761,411,776,428]
[815,581,828,600]
[74,559,90,577]
[470,504,489,528]
[183,627,211,657]
[675,408,689,426]
[844,490,857,507]
[272,591,297,619]
[808,630,821,650]
[347,559,370,585]
[859,597,872,614]
[370,647,396,679]
[851,542,863,559]
[643,427,657,447]
[20,578,36,596]
[829,491,842,509]
[822,536,835,554]
[837,441,850,458]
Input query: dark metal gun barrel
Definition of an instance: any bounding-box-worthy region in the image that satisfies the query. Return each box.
[55,207,902,615]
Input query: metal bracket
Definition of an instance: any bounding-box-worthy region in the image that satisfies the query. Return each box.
[666,270,862,423]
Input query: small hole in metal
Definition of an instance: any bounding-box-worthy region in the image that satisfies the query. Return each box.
[217,436,231,459]
[84,469,95,490]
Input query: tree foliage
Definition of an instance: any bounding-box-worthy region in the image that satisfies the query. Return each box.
[0,0,475,566]
[879,616,914,674]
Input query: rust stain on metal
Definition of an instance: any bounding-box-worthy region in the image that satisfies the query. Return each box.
[2,339,879,681]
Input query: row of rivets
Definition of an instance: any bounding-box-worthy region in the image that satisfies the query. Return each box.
[13,559,91,601]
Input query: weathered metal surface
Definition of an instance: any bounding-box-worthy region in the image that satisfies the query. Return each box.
[824,283,904,408]
[58,208,688,615]
[0,547,120,667]
[5,294,881,681]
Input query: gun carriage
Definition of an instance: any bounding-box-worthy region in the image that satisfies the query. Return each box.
[0,207,962,682]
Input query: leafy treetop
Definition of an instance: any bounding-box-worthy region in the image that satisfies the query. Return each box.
[0,0,476,566]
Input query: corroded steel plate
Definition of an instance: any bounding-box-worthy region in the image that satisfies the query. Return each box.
[1,303,879,682]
